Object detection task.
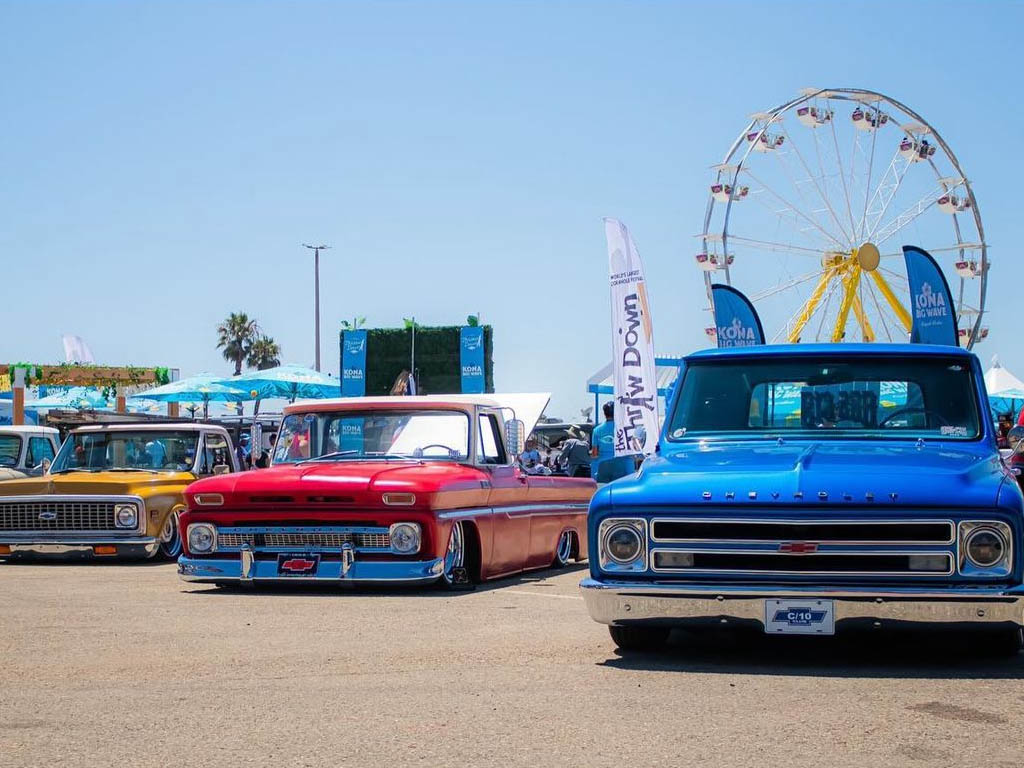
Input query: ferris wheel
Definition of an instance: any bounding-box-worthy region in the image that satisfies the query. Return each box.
[699,87,988,348]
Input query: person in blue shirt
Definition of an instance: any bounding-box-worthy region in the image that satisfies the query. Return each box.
[591,402,635,482]
[591,402,615,465]
[518,438,542,471]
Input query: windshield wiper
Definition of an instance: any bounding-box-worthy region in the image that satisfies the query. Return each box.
[107,467,161,473]
[300,450,363,463]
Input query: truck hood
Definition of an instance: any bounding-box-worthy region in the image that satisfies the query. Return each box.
[0,470,196,498]
[608,440,1009,510]
[187,461,488,509]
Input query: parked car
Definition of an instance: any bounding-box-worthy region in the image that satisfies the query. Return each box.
[0,423,238,561]
[0,425,60,481]
[178,395,594,587]
[581,343,1024,654]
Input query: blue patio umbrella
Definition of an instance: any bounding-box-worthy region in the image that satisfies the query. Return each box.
[130,374,248,419]
[224,364,340,402]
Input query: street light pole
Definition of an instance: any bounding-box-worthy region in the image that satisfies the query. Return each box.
[302,243,330,371]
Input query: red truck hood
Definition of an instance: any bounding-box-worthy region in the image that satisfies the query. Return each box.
[186,460,488,510]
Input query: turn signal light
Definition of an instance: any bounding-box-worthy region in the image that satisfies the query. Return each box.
[194,494,224,506]
[0,545,11,555]
[93,545,117,556]
[382,493,416,506]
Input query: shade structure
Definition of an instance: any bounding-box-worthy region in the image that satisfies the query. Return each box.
[586,357,684,399]
[224,364,340,402]
[130,374,248,418]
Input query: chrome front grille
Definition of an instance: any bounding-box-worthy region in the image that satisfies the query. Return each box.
[0,499,120,532]
[651,518,955,545]
[646,517,958,577]
[216,527,391,552]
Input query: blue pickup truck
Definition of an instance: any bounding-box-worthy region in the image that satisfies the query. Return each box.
[581,343,1024,654]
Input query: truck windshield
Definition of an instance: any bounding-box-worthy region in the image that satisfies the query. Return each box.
[666,355,981,441]
[50,430,201,473]
[274,409,470,463]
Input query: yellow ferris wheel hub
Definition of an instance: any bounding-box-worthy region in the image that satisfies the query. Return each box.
[856,242,880,272]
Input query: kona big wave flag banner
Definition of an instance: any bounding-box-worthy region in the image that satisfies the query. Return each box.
[341,329,368,397]
[903,245,958,347]
[710,284,765,347]
[604,218,659,456]
[459,326,486,394]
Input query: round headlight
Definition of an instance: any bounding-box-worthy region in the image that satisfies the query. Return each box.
[187,524,217,554]
[115,504,138,529]
[966,528,1005,568]
[605,525,642,564]
[389,522,421,555]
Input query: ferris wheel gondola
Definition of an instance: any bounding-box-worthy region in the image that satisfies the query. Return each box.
[699,88,988,348]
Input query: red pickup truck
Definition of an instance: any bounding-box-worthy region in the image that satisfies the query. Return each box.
[178,394,595,587]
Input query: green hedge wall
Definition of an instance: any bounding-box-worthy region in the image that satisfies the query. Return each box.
[342,326,493,395]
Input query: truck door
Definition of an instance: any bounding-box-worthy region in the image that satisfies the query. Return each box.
[478,411,531,578]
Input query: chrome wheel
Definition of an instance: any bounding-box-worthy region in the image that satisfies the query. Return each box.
[442,521,465,585]
[553,530,573,567]
[158,510,182,560]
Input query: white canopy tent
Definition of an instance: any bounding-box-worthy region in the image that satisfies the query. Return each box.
[985,356,1024,400]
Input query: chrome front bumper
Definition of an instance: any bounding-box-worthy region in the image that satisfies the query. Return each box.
[0,538,159,559]
[179,553,446,584]
[580,578,1024,628]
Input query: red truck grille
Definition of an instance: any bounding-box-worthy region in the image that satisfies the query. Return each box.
[216,528,390,551]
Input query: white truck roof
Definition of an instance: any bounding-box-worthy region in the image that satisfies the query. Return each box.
[71,422,228,434]
[0,425,59,436]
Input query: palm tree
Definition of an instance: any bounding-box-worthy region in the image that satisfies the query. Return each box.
[246,335,281,416]
[247,336,281,370]
[216,312,259,376]
[340,317,366,331]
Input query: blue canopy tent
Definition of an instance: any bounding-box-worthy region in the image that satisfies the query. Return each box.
[0,396,39,426]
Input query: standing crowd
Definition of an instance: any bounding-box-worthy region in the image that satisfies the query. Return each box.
[518,402,638,482]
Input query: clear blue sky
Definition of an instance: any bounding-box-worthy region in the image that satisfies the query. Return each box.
[2,1,1021,418]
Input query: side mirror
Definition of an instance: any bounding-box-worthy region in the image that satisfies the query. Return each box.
[213,463,231,475]
[1008,426,1024,453]
[504,419,525,458]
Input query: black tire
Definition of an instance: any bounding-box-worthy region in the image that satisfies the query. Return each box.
[983,626,1023,656]
[609,625,670,651]
[157,511,183,560]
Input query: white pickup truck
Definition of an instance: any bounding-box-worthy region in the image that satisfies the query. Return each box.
[0,426,61,481]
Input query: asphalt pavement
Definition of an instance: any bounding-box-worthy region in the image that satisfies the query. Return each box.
[2,561,1023,767]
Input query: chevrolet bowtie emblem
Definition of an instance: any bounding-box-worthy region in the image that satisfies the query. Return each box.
[779,542,819,554]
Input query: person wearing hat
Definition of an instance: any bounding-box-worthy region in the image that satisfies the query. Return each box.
[557,425,592,478]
